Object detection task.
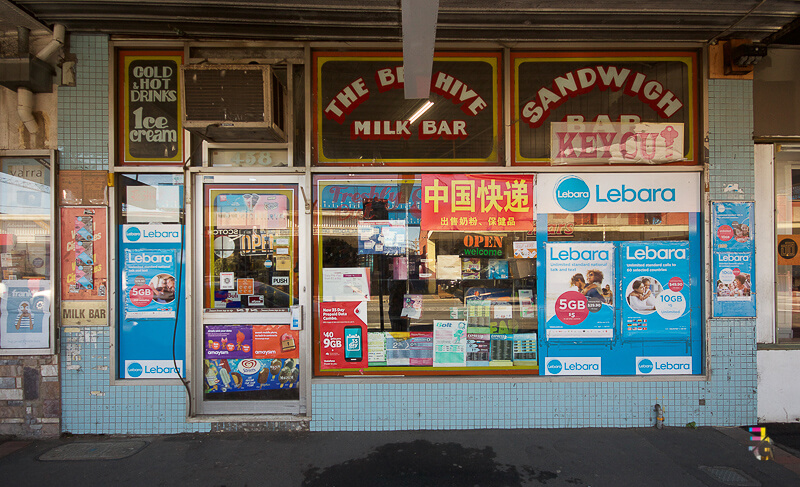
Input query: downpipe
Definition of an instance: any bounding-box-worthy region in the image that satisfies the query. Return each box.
[17,23,66,134]
[17,87,38,134]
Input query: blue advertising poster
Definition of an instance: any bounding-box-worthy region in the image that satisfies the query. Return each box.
[712,202,756,317]
[0,279,50,349]
[544,242,615,340]
[620,241,692,340]
[119,224,185,379]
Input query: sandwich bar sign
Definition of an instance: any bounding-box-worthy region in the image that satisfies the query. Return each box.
[314,52,501,164]
[512,52,698,164]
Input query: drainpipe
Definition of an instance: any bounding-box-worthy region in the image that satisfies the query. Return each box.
[17,87,38,134]
[36,23,66,62]
[17,24,66,134]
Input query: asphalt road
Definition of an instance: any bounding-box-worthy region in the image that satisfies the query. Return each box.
[1,427,798,486]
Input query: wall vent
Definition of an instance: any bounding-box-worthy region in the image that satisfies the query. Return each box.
[181,64,286,143]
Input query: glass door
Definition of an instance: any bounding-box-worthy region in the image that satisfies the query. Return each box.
[194,174,306,415]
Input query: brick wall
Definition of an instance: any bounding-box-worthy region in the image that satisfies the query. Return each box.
[0,357,60,437]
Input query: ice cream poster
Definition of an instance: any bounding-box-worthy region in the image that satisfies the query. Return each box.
[122,248,178,319]
[0,279,51,349]
[544,242,615,340]
[620,241,692,340]
[204,358,299,393]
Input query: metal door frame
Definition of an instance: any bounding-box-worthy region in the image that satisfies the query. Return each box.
[189,173,310,416]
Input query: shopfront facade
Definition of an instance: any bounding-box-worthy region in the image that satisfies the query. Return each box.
[35,34,761,434]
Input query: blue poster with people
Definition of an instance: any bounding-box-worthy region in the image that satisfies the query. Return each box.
[119,224,185,379]
[620,241,692,340]
[712,202,756,317]
[544,242,615,341]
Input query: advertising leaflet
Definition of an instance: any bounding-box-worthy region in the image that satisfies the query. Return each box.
[385,332,412,366]
[357,220,407,255]
[319,301,367,369]
[465,333,490,366]
[322,268,370,302]
[433,320,468,366]
[252,325,299,360]
[368,332,387,366]
[512,333,538,365]
[123,247,178,319]
[620,241,692,340]
[204,325,252,359]
[119,224,185,378]
[204,358,299,393]
[0,279,51,349]
[712,202,756,317]
[489,334,514,366]
[410,331,434,366]
[544,242,615,340]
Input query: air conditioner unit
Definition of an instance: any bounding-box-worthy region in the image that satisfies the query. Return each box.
[181,64,286,143]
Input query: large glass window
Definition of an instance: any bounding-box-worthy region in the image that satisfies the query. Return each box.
[314,173,703,377]
[775,147,800,343]
[0,157,52,351]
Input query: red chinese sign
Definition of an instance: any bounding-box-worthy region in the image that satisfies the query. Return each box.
[421,174,534,231]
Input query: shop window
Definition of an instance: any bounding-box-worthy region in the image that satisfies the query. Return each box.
[314,173,703,376]
[0,156,53,352]
[116,174,187,379]
[775,147,800,343]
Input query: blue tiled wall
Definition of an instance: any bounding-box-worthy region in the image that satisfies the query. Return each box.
[58,36,757,432]
[310,79,758,431]
[58,35,209,435]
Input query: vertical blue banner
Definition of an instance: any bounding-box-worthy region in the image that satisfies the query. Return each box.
[620,241,692,340]
[118,224,186,378]
[712,202,756,317]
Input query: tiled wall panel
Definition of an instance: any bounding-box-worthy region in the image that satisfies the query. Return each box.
[310,79,758,431]
[58,35,208,435]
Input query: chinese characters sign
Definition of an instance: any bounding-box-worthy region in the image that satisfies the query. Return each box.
[421,174,534,231]
[314,52,501,164]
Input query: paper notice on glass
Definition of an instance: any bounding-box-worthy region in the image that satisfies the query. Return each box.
[322,267,370,302]
[401,294,423,319]
[276,255,291,271]
[436,255,461,280]
[433,320,467,367]
[368,332,387,366]
[493,304,512,319]
[513,241,538,259]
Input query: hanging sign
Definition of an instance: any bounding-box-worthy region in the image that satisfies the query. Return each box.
[314,52,501,164]
[421,174,534,232]
[512,52,698,164]
[118,50,184,165]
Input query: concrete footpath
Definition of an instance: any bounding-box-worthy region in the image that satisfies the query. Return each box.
[1,427,799,486]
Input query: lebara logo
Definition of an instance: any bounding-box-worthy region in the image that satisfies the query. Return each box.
[637,359,654,374]
[125,227,142,242]
[554,176,590,212]
[546,359,563,374]
[127,362,143,377]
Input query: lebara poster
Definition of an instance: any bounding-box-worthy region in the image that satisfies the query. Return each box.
[544,242,615,340]
[712,202,756,317]
[620,241,691,340]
